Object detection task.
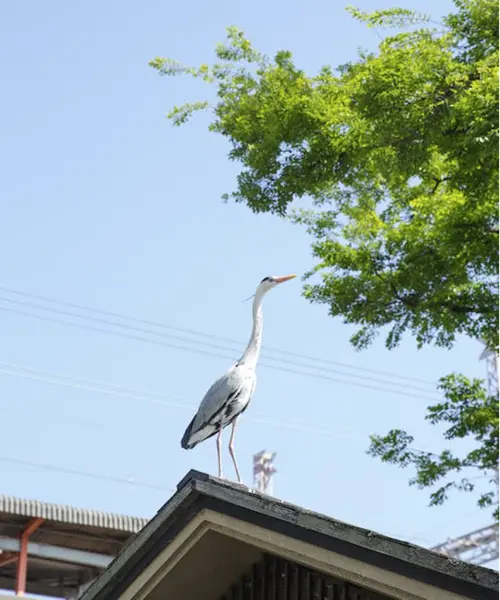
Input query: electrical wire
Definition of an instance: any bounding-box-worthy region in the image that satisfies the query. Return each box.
[409,508,486,541]
[0,364,194,410]
[0,452,474,552]
[0,304,440,402]
[0,294,435,394]
[0,449,458,550]
[0,455,173,493]
[0,362,368,444]
[0,285,437,386]
[0,363,469,548]
[0,360,191,405]
[0,290,487,552]
[0,360,441,457]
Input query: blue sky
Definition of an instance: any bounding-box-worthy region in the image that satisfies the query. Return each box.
[0,0,496,576]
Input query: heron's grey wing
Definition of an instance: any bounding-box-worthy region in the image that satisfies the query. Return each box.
[191,367,244,434]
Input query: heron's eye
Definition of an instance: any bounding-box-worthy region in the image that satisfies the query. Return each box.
[260,276,272,284]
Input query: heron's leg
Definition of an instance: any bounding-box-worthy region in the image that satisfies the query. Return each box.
[216,423,224,479]
[228,417,242,484]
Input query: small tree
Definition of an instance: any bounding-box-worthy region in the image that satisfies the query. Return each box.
[150,0,499,516]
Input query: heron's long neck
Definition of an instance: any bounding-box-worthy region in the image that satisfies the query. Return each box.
[238,292,264,369]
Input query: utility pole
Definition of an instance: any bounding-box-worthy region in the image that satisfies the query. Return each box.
[253,450,277,495]
[480,342,499,398]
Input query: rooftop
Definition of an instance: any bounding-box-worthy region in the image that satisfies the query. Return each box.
[0,494,149,597]
[81,470,499,600]
[0,494,148,534]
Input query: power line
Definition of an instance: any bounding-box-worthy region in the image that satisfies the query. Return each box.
[0,295,436,394]
[0,288,482,550]
[0,452,473,552]
[0,360,190,405]
[0,365,452,542]
[0,362,368,444]
[0,423,474,553]
[0,295,245,358]
[0,360,441,457]
[0,449,443,548]
[0,285,437,386]
[0,363,194,410]
[0,454,173,493]
[0,303,237,359]
[411,509,486,540]
[0,304,440,402]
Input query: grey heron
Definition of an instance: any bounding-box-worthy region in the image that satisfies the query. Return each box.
[181,274,296,483]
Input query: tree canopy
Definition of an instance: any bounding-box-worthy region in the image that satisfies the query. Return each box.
[150,0,499,516]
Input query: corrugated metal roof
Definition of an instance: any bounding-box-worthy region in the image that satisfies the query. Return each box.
[0,495,149,533]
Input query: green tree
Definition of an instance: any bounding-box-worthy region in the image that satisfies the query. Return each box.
[150,0,499,516]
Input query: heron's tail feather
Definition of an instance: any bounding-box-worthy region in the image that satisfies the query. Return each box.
[181,417,196,450]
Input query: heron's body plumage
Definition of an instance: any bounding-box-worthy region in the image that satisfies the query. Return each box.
[181,364,256,449]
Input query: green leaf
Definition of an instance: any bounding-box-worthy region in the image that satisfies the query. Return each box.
[151,0,499,517]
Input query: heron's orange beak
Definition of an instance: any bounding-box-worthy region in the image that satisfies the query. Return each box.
[274,274,297,284]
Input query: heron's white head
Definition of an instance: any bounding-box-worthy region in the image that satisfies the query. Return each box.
[257,274,297,295]
[242,274,297,304]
